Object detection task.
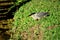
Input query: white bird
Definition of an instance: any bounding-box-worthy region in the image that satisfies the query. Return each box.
[29,12,49,20]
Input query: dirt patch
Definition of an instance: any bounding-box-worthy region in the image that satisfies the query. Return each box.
[47,25,58,30]
[20,25,44,40]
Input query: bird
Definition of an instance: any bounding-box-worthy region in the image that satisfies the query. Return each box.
[29,12,49,20]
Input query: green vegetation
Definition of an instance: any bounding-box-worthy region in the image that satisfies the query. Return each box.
[11,0,60,40]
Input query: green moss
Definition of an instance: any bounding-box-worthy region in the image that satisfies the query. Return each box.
[12,0,60,40]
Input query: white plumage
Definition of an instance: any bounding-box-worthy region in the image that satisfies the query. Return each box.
[30,12,49,20]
